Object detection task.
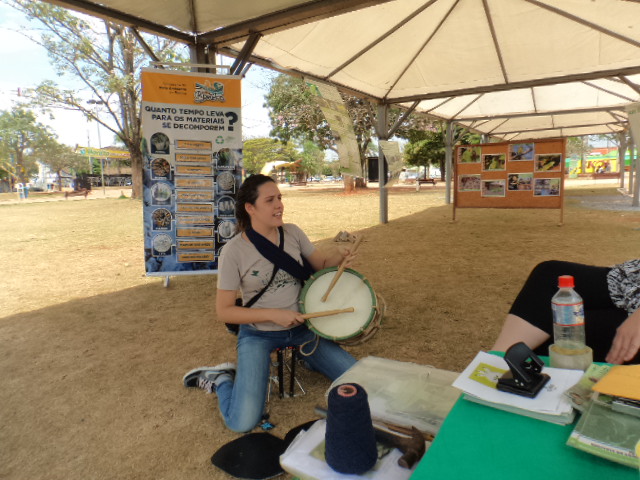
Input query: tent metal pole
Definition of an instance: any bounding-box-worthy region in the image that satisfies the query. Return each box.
[619,131,628,190]
[444,121,454,205]
[377,103,389,224]
[633,140,639,207]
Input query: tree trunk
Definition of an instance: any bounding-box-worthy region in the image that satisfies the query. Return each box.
[343,174,355,193]
[130,148,143,199]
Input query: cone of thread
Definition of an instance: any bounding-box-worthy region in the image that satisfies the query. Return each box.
[325,383,377,474]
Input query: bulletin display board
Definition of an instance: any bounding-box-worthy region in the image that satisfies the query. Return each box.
[454,139,566,223]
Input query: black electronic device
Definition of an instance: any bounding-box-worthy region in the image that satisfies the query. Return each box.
[497,342,550,398]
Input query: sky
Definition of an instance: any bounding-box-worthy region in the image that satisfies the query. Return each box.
[0,2,275,148]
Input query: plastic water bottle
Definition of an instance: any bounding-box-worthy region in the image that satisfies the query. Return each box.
[549,275,593,370]
[551,275,586,351]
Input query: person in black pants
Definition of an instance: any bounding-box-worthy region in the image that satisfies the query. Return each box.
[492,260,640,364]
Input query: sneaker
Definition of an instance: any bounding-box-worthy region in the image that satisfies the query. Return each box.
[183,362,236,393]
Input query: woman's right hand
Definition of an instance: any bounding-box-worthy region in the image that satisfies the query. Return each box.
[273,309,305,329]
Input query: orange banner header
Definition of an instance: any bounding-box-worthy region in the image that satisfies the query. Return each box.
[141,70,241,107]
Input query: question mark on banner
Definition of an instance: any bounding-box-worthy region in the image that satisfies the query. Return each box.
[225,112,238,131]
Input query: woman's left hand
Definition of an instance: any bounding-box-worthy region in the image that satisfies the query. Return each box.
[337,245,357,268]
[606,309,640,364]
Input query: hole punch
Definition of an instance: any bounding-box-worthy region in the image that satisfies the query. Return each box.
[497,342,550,398]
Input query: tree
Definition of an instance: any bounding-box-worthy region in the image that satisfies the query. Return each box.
[0,108,54,186]
[264,74,436,183]
[566,136,592,174]
[40,142,85,190]
[403,123,481,180]
[9,0,188,199]
[299,140,324,178]
[242,137,299,175]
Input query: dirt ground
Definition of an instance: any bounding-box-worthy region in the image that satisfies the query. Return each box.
[2,179,640,480]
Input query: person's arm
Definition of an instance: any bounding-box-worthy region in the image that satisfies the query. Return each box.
[216,289,304,329]
[606,309,640,364]
[306,244,356,272]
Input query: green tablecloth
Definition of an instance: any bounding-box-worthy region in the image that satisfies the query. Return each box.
[411,374,636,479]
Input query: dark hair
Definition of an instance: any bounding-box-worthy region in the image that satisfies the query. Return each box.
[235,174,276,232]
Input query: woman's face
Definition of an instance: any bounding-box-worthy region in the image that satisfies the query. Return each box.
[246,181,284,230]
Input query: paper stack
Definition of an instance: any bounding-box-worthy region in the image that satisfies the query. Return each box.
[453,351,583,425]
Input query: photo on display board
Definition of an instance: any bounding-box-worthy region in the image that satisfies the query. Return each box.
[150,182,173,205]
[216,148,235,169]
[534,178,561,196]
[481,179,506,197]
[510,143,535,161]
[458,146,482,163]
[150,132,171,154]
[482,154,506,171]
[217,196,236,217]
[152,233,173,256]
[458,174,481,191]
[507,173,533,191]
[217,220,237,241]
[151,208,172,230]
[216,171,236,194]
[535,154,562,172]
[151,158,172,179]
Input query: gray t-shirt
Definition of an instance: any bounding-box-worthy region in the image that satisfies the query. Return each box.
[217,223,316,331]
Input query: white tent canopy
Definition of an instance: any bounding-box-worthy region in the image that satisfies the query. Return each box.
[46,0,640,138]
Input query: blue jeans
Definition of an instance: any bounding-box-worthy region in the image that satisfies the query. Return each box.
[215,324,356,432]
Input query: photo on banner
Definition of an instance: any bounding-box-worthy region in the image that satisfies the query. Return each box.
[140,69,242,276]
[305,78,362,177]
[378,140,404,186]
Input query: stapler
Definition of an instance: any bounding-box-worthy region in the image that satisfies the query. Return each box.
[497,342,550,398]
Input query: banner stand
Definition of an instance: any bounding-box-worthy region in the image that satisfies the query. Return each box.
[141,68,243,283]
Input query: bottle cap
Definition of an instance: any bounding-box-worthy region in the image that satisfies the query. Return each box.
[558,275,575,288]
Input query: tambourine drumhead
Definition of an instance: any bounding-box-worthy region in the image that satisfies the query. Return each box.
[300,267,377,341]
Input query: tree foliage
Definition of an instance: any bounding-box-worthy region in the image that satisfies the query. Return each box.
[9,0,188,199]
[42,142,85,190]
[566,136,592,159]
[0,108,54,185]
[263,74,432,177]
[403,123,481,179]
[242,137,299,175]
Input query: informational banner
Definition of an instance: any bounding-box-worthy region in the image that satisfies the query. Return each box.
[378,140,403,186]
[305,78,362,176]
[141,69,242,276]
[627,103,640,146]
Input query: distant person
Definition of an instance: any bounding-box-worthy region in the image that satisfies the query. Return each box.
[492,260,640,364]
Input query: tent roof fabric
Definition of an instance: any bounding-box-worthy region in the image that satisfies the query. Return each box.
[46,0,640,139]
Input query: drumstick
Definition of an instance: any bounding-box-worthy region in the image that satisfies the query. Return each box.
[300,307,354,320]
[321,235,364,302]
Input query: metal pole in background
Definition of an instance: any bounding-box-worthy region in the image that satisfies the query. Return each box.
[377,103,389,224]
[88,99,107,197]
[632,140,639,207]
[444,121,454,205]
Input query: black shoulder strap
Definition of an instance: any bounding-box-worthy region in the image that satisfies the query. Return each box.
[243,227,284,308]
[246,226,314,282]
